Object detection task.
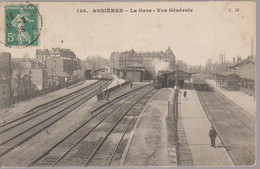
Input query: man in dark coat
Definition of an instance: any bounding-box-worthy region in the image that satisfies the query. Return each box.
[183,91,187,98]
[209,125,217,147]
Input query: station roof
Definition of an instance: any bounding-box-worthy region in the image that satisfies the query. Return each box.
[215,72,237,77]
[159,70,197,76]
[216,65,255,81]
[229,58,255,68]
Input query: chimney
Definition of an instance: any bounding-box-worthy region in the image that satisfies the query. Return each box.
[237,55,240,62]
[233,57,236,63]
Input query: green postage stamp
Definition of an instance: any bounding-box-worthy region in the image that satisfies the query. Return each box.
[5,4,39,47]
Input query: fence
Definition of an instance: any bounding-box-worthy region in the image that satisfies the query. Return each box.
[173,89,180,166]
[10,79,82,105]
[98,81,130,100]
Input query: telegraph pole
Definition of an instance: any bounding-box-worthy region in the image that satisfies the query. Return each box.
[175,64,178,89]
[52,67,54,87]
[8,54,12,107]
[251,36,254,58]
[106,73,108,91]
[28,69,31,99]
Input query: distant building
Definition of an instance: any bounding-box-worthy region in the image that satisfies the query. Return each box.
[110,52,121,74]
[125,62,146,82]
[35,48,77,67]
[35,49,49,66]
[46,57,78,86]
[215,56,255,96]
[229,56,255,73]
[0,52,11,107]
[110,47,176,75]
[35,47,80,86]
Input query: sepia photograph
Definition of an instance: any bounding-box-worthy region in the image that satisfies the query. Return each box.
[0,0,256,167]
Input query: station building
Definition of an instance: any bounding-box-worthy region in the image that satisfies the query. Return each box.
[110,47,176,76]
[215,57,255,96]
[156,70,195,88]
[124,62,155,82]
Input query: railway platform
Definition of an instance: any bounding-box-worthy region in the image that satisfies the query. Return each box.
[122,88,177,166]
[178,87,234,166]
[108,75,126,88]
[206,80,255,116]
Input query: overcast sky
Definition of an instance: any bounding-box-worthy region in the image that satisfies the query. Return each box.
[0,1,255,66]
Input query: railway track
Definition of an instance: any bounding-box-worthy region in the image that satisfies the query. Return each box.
[85,89,157,166]
[193,76,255,166]
[0,80,112,157]
[0,80,104,129]
[28,84,156,167]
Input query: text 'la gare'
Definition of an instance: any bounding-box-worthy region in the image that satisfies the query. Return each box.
[130,8,193,13]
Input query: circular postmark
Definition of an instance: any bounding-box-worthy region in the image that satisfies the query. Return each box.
[0,1,43,48]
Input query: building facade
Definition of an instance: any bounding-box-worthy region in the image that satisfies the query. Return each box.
[35,48,77,67]
[215,57,255,96]
[35,47,80,87]
[35,49,49,66]
[46,57,78,86]
[110,47,176,75]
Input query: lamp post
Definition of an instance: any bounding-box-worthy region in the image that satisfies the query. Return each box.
[175,64,178,89]
[106,73,108,91]
[28,69,32,99]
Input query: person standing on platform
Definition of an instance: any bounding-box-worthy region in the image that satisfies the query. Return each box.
[183,91,187,98]
[130,81,133,88]
[209,125,217,148]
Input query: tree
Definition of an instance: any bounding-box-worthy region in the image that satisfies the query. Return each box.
[86,56,110,70]
[176,60,188,71]
[169,56,176,71]
[11,59,28,96]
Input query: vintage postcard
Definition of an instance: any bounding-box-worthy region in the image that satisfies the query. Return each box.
[0,0,256,167]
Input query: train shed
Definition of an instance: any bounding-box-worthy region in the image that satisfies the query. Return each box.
[125,62,152,82]
[158,70,196,88]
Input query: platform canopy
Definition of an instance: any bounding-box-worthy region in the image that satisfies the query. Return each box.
[159,70,197,80]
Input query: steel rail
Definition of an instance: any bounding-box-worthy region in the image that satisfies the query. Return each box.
[203,91,254,153]
[83,87,154,166]
[194,82,254,166]
[27,84,153,167]
[0,80,112,157]
[0,80,104,128]
[0,81,107,134]
[106,90,156,166]
[194,83,245,166]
